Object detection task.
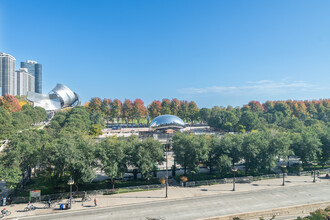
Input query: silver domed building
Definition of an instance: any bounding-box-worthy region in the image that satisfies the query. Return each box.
[27,84,80,111]
[150,115,185,131]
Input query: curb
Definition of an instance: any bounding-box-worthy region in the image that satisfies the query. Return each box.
[201,201,330,220]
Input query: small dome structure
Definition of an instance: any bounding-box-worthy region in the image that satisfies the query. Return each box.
[150,115,185,130]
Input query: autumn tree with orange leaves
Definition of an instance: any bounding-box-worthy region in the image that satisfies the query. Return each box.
[122,99,134,123]
[133,99,146,123]
[0,94,22,112]
[111,99,122,123]
[148,100,162,119]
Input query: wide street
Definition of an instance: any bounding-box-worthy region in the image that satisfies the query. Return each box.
[17,179,330,220]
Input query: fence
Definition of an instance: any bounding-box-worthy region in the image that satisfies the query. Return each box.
[183,168,330,187]
[296,168,330,176]
[184,176,253,187]
[11,184,164,204]
[252,174,281,181]
[10,169,330,203]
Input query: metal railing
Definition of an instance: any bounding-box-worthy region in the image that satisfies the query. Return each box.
[10,184,164,204]
[183,176,253,187]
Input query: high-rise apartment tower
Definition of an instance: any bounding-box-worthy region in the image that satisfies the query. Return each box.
[16,68,35,96]
[0,52,17,96]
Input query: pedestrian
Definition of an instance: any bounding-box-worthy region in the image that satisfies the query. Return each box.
[94,198,97,207]
[47,198,51,208]
[317,171,320,177]
[82,191,87,202]
[2,197,6,206]
[7,197,11,205]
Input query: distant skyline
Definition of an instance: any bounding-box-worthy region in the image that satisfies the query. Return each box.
[1,0,329,108]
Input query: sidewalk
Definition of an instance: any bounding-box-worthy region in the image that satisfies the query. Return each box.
[3,175,329,219]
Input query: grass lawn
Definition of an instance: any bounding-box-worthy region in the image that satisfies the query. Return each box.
[13,172,161,197]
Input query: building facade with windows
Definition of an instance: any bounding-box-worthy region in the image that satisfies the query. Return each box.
[21,60,42,93]
[16,68,35,96]
[0,52,17,96]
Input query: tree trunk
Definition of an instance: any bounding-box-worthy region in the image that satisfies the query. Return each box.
[245,162,248,175]
[133,169,138,180]
[172,163,176,177]
[111,179,115,190]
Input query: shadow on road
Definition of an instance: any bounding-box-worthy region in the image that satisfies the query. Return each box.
[110,196,165,199]
[82,205,96,208]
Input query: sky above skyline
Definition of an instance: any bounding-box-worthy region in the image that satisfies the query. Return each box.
[1,0,329,108]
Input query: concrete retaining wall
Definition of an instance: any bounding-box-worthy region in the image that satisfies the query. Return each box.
[203,201,330,220]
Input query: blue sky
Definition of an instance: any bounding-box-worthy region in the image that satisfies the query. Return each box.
[1,0,329,108]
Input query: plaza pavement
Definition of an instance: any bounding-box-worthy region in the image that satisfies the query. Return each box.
[3,174,330,219]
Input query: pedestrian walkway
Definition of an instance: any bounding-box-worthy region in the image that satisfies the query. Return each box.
[2,175,329,219]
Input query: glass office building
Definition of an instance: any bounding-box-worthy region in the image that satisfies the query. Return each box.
[21,60,42,93]
[0,52,17,96]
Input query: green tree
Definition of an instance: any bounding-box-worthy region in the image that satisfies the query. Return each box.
[273,102,291,117]
[111,99,122,123]
[291,128,322,165]
[128,138,164,180]
[242,132,263,174]
[0,107,14,139]
[172,133,210,175]
[178,100,189,122]
[188,101,200,123]
[161,99,171,115]
[318,127,330,167]
[215,155,231,177]
[90,124,103,136]
[11,111,31,130]
[22,105,47,123]
[96,137,127,189]
[2,129,50,187]
[221,134,244,166]
[170,98,181,116]
[64,107,92,134]
[199,108,211,123]
[207,107,239,131]
[101,99,112,122]
[0,162,21,189]
[239,111,261,131]
[44,134,96,185]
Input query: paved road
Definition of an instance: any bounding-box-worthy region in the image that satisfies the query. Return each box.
[18,182,330,220]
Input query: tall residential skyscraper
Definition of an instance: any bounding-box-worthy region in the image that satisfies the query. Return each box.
[21,60,42,93]
[16,68,35,96]
[0,52,17,96]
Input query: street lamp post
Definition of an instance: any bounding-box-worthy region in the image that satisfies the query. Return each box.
[312,162,318,183]
[68,176,74,209]
[281,165,286,186]
[232,168,237,191]
[165,138,171,198]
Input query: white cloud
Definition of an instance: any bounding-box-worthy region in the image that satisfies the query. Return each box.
[179,80,314,96]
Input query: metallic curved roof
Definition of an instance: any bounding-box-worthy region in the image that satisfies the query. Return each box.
[27,84,80,111]
[51,84,77,108]
[150,115,185,130]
